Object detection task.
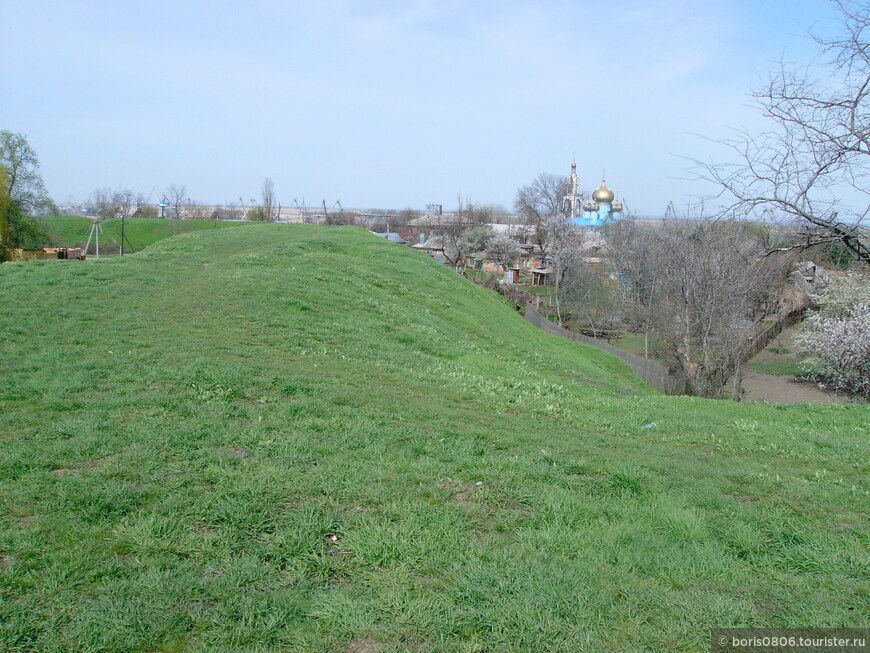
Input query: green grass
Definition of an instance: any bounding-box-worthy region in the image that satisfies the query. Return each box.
[37,215,247,255]
[746,346,808,377]
[611,332,649,355]
[610,332,674,367]
[1,224,867,652]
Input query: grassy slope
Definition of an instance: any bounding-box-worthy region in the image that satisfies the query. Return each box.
[37,215,247,254]
[0,224,867,652]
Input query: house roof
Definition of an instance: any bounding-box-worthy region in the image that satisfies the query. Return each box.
[412,236,445,250]
[408,214,473,228]
[371,231,408,244]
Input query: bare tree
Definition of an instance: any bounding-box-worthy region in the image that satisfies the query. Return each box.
[696,1,870,266]
[90,188,134,220]
[216,201,242,220]
[514,172,571,257]
[543,214,584,324]
[396,207,421,226]
[112,189,134,219]
[438,195,476,267]
[133,193,148,217]
[165,184,186,219]
[608,220,662,358]
[616,219,786,397]
[185,199,209,220]
[110,189,136,255]
[90,187,115,219]
[466,202,495,225]
[262,177,277,222]
[561,259,620,339]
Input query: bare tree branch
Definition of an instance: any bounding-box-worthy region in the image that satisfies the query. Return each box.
[693,2,870,266]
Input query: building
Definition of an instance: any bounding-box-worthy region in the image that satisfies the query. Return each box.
[565,161,624,227]
[370,231,408,245]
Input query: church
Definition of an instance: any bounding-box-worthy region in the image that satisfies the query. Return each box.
[564,161,623,227]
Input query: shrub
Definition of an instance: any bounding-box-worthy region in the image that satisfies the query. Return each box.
[812,273,870,318]
[478,272,530,311]
[246,206,268,221]
[799,304,870,397]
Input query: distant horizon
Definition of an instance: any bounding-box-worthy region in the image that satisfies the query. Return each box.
[49,204,845,226]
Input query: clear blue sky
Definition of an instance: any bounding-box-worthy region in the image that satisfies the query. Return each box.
[0,0,842,215]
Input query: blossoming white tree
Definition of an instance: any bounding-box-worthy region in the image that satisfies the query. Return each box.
[800,274,870,397]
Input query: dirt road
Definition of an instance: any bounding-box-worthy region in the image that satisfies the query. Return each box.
[739,325,848,404]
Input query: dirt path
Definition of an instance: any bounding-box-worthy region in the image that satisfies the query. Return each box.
[740,370,846,404]
[739,325,848,404]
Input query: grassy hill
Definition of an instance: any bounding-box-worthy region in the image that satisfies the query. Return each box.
[1,224,867,652]
[37,215,247,254]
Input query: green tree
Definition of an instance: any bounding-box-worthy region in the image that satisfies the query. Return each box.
[458,225,494,254]
[0,167,11,256]
[0,131,52,213]
[0,134,52,258]
[7,208,51,251]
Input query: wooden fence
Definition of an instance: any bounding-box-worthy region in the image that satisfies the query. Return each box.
[524,302,687,395]
[743,308,807,359]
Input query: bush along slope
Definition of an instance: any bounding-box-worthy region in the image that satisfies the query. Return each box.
[0,223,867,652]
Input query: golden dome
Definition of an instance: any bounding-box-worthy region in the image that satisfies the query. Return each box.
[612,201,623,212]
[592,179,614,204]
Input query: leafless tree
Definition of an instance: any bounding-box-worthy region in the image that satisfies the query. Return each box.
[261,177,277,222]
[165,184,186,219]
[216,202,242,220]
[608,220,662,358]
[396,207,421,227]
[90,188,135,255]
[542,214,584,323]
[90,187,136,220]
[615,219,786,397]
[90,187,115,219]
[112,189,134,219]
[91,187,135,219]
[695,1,870,266]
[466,202,496,225]
[436,195,474,267]
[133,193,148,217]
[185,199,209,220]
[561,258,622,339]
[514,172,571,256]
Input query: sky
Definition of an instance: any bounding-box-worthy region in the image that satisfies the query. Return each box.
[0,0,846,215]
